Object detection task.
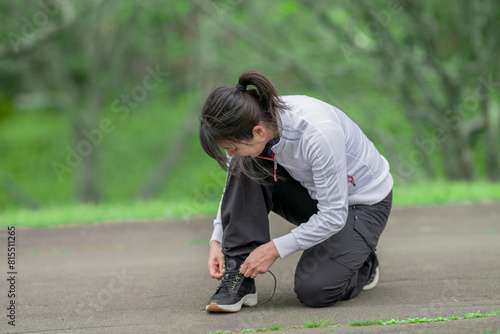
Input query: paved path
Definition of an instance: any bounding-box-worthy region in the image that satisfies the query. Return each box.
[1,202,499,333]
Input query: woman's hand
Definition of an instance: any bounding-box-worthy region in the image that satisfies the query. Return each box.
[208,240,225,280]
[240,241,280,279]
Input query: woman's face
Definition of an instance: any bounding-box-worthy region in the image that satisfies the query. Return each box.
[218,138,267,157]
[218,124,271,157]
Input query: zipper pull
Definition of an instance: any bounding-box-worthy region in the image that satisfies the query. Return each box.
[272,152,277,182]
[274,160,277,182]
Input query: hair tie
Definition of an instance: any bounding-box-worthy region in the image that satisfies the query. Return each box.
[235,83,247,92]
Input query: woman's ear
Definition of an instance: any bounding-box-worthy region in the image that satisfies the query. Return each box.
[252,125,267,140]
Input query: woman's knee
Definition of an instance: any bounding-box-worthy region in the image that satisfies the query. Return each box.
[294,275,351,307]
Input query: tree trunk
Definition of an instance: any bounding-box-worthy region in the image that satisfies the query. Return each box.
[73,121,100,203]
[485,101,500,180]
[441,130,475,180]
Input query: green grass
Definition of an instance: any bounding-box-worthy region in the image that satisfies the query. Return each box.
[0,199,217,228]
[211,318,331,333]
[393,180,500,207]
[0,181,498,228]
[264,325,283,331]
[347,310,500,326]
[206,310,500,334]
[303,317,332,328]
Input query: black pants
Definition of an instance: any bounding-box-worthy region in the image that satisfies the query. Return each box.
[220,158,392,307]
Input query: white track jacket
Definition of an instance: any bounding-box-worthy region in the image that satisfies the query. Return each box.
[210,95,393,258]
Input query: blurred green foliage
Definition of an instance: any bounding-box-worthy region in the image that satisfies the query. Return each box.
[0,0,499,213]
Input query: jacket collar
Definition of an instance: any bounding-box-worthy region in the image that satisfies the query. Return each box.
[271,110,293,156]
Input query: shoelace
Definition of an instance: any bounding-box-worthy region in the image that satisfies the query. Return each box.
[218,269,240,291]
[251,270,276,312]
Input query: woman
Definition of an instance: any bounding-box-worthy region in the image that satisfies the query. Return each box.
[200,70,393,312]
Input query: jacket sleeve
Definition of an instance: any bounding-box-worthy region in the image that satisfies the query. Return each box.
[210,193,224,243]
[273,121,349,258]
[210,156,233,244]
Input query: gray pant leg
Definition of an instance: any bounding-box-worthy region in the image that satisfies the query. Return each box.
[221,160,274,258]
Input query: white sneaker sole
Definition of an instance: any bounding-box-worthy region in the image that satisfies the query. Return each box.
[363,267,379,291]
[206,293,258,313]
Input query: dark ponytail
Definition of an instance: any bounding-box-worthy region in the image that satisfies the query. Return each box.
[236,70,284,128]
[199,70,287,183]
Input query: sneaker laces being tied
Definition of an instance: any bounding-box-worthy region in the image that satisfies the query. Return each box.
[218,269,241,291]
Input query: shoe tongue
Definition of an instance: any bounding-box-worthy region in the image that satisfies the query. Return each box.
[226,259,240,271]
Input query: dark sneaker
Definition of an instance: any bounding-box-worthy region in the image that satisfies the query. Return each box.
[363,267,379,291]
[206,257,257,312]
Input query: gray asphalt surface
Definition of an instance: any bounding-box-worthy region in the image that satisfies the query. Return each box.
[1,202,499,334]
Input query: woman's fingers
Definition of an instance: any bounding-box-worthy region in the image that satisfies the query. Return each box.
[208,240,225,280]
[241,242,279,278]
[208,258,223,279]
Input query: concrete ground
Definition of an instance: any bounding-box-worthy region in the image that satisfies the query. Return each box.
[1,201,499,334]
